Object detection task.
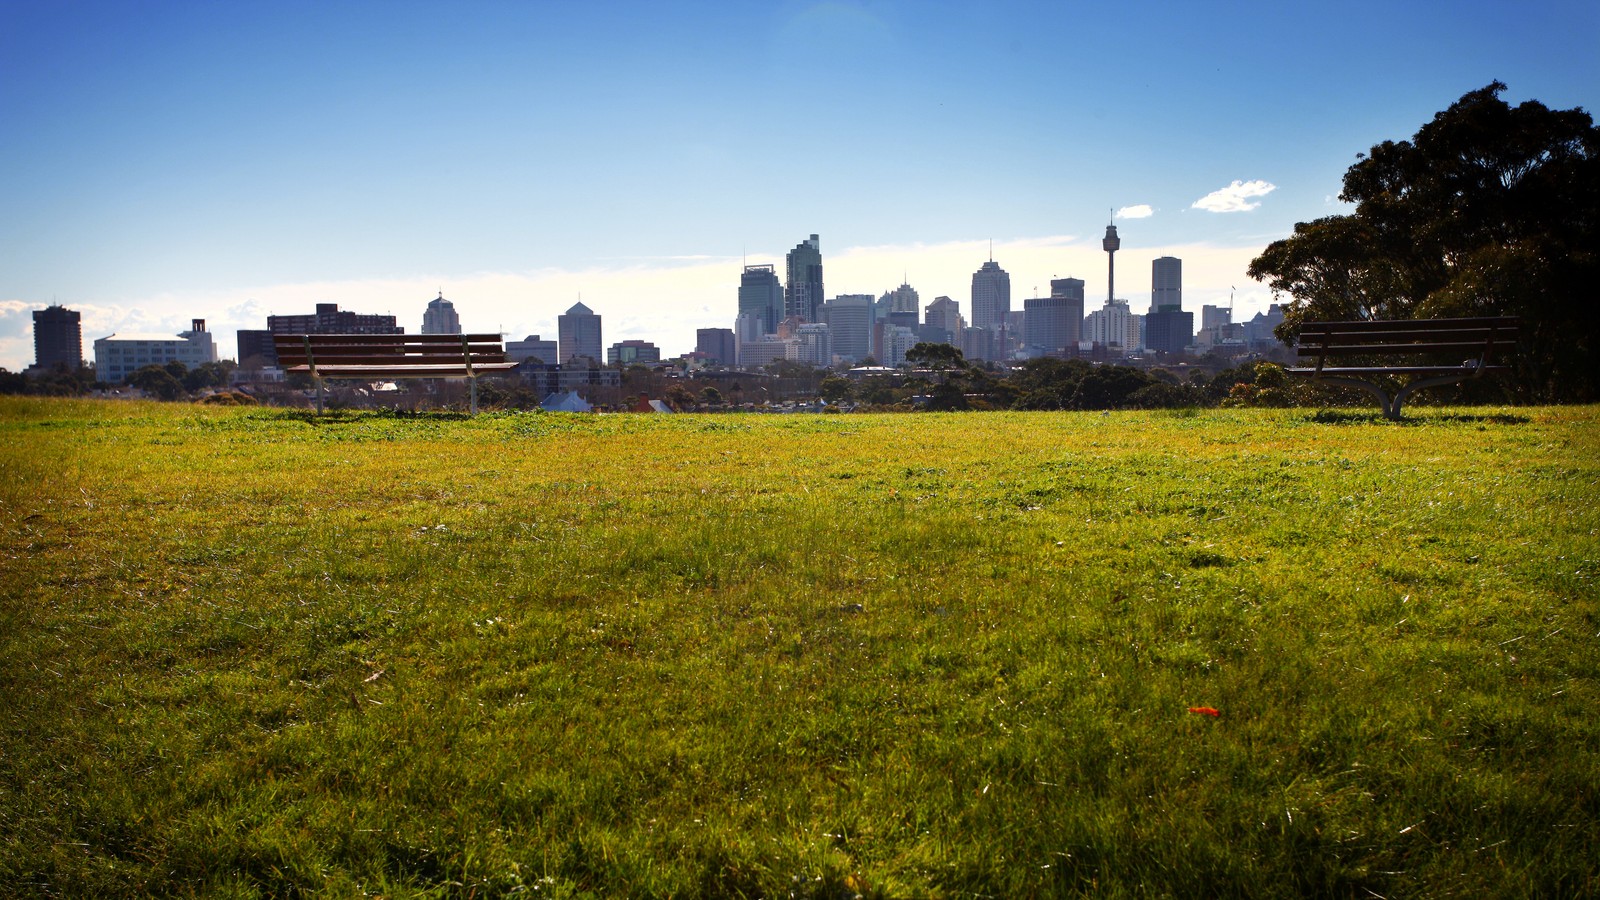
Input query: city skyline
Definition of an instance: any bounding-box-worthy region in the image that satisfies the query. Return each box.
[2,0,1594,370]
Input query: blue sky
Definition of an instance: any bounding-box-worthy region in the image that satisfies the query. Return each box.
[2,0,1596,369]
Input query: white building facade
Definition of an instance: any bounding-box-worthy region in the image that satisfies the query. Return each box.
[94,320,219,383]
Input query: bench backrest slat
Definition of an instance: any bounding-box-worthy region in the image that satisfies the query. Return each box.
[271,333,510,371]
[1297,317,1517,359]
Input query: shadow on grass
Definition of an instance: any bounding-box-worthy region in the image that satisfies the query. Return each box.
[1303,409,1531,426]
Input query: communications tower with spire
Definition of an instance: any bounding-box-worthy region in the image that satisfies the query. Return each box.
[1102,213,1121,304]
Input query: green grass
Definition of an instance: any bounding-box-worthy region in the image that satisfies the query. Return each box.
[2,398,1597,897]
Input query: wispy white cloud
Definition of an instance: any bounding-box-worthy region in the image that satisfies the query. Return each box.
[1192,180,1277,213]
[1117,204,1154,219]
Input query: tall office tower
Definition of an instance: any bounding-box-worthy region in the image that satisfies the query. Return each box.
[1103,221,1121,303]
[1151,257,1181,314]
[422,292,462,334]
[32,305,82,371]
[1049,278,1086,348]
[970,259,1011,331]
[1145,306,1195,354]
[924,296,962,338]
[507,335,559,365]
[558,301,603,366]
[738,264,784,335]
[820,294,874,362]
[236,330,277,370]
[607,340,661,366]
[784,234,824,322]
[886,282,920,317]
[1024,296,1078,356]
[696,327,736,365]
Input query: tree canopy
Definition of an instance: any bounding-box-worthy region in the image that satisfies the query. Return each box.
[1248,82,1599,401]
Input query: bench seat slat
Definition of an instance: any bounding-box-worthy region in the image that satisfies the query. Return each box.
[286,363,518,378]
[1289,365,1509,376]
[1297,341,1513,356]
[1299,316,1519,334]
[1301,330,1515,343]
[276,353,511,365]
[271,333,505,344]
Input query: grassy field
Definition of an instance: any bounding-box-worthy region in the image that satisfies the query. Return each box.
[1,398,1596,898]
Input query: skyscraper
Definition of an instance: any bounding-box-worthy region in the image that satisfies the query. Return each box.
[1025,287,1082,357]
[970,259,1011,331]
[1145,307,1195,354]
[1050,278,1086,349]
[1103,221,1121,303]
[922,296,961,346]
[1151,257,1182,314]
[820,294,874,362]
[32,305,82,371]
[558,301,603,366]
[422,292,462,334]
[886,282,920,316]
[738,264,784,335]
[696,327,736,365]
[924,296,961,334]
[784,234,824,323]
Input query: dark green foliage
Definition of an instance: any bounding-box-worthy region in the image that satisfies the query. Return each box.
[127,364,186,400]
[181,360,235,392]
[1249,82,1600,401]
[818,376,852,404]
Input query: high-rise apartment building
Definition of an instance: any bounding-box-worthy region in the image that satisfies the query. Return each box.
[422,292,462,334]
[244,303,400,372]
[1151,257,1182,314]
[1083,300,1139,355]
[268,303,401,335]
[32,305,82,371]
[784,235,824,323]
[558,301,603,366]
[970,260,1011,331]
[880,325,918,367]
[738,264,784,336]
[795,323,832,368]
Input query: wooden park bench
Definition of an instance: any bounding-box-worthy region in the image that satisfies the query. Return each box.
[273,333,518,414]
[1288,316,1518,419]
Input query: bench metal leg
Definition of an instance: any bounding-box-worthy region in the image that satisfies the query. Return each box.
[1315,374,1470,420]
[1392,374,1470,420]
[470,377,478,415]
[1316,376,1400,419]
